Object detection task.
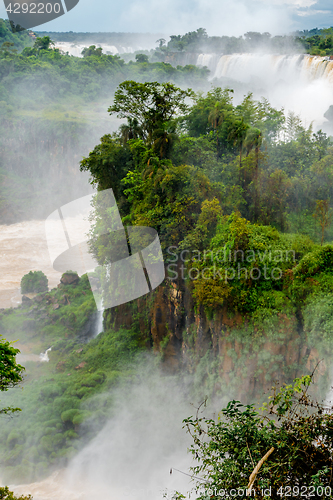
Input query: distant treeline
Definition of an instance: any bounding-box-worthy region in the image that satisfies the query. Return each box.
[35,27,306,55]
[34,27,333,57]
[154,27,333,56]
[295,27,333,56]
[0,30,209,222]
[35,29,164,49]
[154,28,304,55]
[3,20,333,57]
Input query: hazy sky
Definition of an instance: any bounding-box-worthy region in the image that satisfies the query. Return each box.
[0,0,332,34]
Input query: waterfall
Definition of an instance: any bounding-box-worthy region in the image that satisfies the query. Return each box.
[93,306,104,338]
[196,53,220,74]
[54,42,122,56]
[196,53,333,85]
[196,52,333,129]
[39,347,52,362]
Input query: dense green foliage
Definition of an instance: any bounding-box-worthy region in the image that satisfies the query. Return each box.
[0,486,32,499]
[154,28,304,56]
[0,273,145,482]
[296,27,333,56]
[1,22,331,223]
[0,29,208,105]
[81,81,333,248]
[2,26,333,489]
[0,23,209,222]
[0,19,33,53]
[184,375,333,498]
[81,80,333,359]
[20,271,48,294]
[0,337,24,415]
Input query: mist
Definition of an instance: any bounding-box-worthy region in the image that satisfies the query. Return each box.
[198,53,333,128]
[9,358,211,500]
[2,11,333,497]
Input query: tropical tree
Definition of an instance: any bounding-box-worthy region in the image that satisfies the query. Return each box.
[135,53,149,63]
[118,117,142,145]
[156,38,166,48]
[183,373,333,499]
[108,80,193,146]
[33,35,54,51]
[81,45,103,57]
[244,127,263,220]
[79,134,133,198]
[0,336,24,415]
[228,117,249,170]
[152,120,179,158]
[208,102,225,151]
[186,87,234,138]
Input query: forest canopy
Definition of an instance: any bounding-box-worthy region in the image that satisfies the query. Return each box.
[1,24,333,487]
[79,79,333,320]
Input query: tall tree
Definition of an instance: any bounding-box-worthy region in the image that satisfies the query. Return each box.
[208,101,226,151]
[244,127,263,220]
[108,81,193,146]
[313,199,332,245]
[228,117,250,171]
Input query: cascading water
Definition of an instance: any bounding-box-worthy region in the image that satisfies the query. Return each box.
[196,53,220,74]
[54,42,121,57]
[93,307,104,338]
[39,347,52,362]
[196,52,333,129]
[197,53,333,84]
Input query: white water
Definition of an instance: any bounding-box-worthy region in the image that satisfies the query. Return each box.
[197,53,333,128]
[39,347,52,362]
[3,51,333,498]
[197,53,333,85]
[93,307,104,338]
[54,42,129,57]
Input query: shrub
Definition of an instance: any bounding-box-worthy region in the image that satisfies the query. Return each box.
[20,271,48,294]
[184,375,333,496]
[60,409,80,423]
[0,486,32,499]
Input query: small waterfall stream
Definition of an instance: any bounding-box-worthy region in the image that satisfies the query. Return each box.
[39,347,52,362]
[93,307,104,338]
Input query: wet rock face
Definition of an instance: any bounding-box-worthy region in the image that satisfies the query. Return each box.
[105,274,326,400]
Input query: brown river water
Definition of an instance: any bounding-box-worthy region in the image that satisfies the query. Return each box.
[0,218,92,309]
